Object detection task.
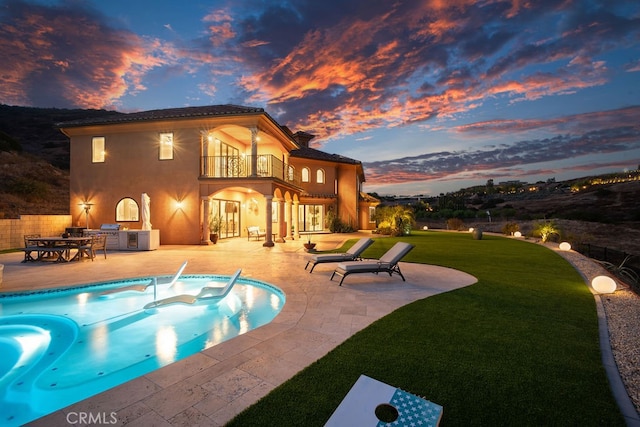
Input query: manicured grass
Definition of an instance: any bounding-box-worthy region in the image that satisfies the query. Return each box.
[228,231,624,426]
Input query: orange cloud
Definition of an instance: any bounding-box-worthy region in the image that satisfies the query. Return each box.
[0,2,182,109]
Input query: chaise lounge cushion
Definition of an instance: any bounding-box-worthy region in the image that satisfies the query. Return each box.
[330,241,414,285]
[305,237,374,272]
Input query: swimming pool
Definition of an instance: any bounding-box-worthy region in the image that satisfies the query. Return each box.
[0,270,285,426]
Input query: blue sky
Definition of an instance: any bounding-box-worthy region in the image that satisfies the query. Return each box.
[1,0,639,195]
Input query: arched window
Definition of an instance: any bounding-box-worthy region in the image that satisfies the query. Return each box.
[116,197,140,221]
[316,168,325,184]
[301,167,310,182]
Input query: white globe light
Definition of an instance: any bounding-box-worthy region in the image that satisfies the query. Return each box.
[591,276,617,294]
[559,242,571,251]
[469,227,474,233]
[514,231,522,238]
[422,225,429,230]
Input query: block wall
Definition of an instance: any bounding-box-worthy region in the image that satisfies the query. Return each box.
[0,215,72,250]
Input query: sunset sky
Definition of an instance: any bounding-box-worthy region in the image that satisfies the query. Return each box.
[1,0,639,195]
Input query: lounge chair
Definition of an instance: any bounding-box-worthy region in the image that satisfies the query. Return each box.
[305,237,374,273]
[330,242,415,286]
[143,268,241,309]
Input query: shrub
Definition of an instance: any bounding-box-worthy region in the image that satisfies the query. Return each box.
[447,218,464,231]
[533,220,560,243]
[502,222,520,235]
[5,177,48,201]
[328,216,355,233]
[374,205,415,236]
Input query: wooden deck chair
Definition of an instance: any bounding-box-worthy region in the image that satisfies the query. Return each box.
[305,237,374,273]
[330,242,415,286]
[80,234,107,261]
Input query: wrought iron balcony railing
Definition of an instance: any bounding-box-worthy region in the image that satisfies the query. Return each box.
[200,155,300,186]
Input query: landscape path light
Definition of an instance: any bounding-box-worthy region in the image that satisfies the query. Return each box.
[591,275,617,294]
[559,242,571,251]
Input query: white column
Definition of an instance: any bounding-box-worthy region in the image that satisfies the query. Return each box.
[293,200,300,239]
[277,198,286,242]
[201,197,212,245]
[285,199,292,240]
[250,126,258,177]
[202,133,210,176]
[263,195,274,247]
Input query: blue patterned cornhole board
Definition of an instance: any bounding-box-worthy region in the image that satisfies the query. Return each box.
[325,375,443,426]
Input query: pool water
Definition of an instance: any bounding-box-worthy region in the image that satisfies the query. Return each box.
[0,274,285,426]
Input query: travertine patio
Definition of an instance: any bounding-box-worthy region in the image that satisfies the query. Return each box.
[0,233,476,426]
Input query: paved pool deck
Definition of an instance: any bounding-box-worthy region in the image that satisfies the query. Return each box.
[0,233,477,426]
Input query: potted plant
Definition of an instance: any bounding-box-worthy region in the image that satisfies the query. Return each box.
[303,236,316,252]
[209,214,222,244]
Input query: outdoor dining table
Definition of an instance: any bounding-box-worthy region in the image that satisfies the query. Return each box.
[28,236,94,263]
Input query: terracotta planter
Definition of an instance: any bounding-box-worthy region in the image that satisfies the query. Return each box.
[210,233,219,244]
[304,242,316,252]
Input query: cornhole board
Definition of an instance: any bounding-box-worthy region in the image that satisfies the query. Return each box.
[324,375,443,426]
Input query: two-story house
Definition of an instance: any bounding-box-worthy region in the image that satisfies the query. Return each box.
[58,105,378,245]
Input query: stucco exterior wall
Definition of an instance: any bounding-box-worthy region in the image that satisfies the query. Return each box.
[62,106,372,244]
[69,123,205,245]
[336,163,360,229]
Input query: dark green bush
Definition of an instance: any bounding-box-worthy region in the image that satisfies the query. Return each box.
[502,222,520,235]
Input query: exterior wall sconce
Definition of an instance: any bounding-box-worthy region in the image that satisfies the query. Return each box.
[591,275,617,294]
[79,202,94,229]
[175,200,184,211]
[559,242,571,251]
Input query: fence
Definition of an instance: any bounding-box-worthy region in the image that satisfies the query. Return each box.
[573,242,640,294]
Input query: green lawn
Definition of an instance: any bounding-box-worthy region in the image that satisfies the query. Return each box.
[228,231,624,426]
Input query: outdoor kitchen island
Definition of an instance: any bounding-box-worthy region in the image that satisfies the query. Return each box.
[84,224,160,251]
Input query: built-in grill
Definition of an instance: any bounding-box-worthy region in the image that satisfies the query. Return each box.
[84,224,121,249]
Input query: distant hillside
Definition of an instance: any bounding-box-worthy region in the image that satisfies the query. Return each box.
[0,104,119,169]
[0,104,119,218]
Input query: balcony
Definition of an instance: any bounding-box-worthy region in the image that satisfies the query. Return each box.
[200,155,300,186]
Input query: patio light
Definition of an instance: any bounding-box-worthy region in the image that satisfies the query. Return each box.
[559,242,571,251]
[78,202,93,229]
[591,276,616,294]
[514,231,522,238]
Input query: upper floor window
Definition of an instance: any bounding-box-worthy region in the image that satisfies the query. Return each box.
[92,136,105,163]
[316,168,325,184]
[116,197,139,221]
[301,167,310,182]
[159,132,174,160]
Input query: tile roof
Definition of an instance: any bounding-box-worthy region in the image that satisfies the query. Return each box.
[57,104,265,128]
[289,145,361,165]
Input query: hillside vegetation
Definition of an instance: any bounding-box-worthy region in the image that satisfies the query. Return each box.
[0,104,117,218]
